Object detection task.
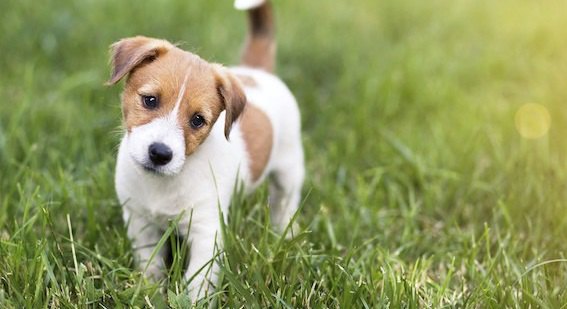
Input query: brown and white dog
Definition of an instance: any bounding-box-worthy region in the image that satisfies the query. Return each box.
[107,0,304,302]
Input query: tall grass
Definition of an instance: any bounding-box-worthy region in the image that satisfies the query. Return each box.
[1,0,567,307]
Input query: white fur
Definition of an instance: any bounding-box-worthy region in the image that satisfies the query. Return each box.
[125,116,186,175]
[234,0,265,10]
[115,67,304,301]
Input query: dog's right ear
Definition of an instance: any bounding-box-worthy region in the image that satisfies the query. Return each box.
[106,36,172,85]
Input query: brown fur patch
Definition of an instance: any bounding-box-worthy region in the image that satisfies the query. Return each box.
[240,104,273,181]
[107,36,173,85]
[109,37,247,155]
[215,70,247,139]
[241,2,275,72]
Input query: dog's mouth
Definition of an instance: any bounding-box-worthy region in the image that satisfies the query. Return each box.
[136,160,182,177]
[132,159,170,176]
[126,144,184,176]
[141,163,165,175]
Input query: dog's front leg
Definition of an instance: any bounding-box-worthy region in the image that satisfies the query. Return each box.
[182,210,222,302]
[124,209,168,281]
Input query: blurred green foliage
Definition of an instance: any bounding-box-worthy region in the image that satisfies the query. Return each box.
[1,0,567,307]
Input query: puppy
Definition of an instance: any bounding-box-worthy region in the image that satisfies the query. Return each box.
[107,0,304,302]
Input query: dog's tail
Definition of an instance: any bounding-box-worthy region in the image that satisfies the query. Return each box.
[235,0,275,73]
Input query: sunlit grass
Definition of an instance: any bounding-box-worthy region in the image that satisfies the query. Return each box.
[515,103,551,139]
[1,0,567,307]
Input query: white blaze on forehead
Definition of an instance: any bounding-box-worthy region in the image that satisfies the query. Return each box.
[172,69,191,116]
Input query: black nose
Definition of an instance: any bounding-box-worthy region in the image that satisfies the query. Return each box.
[148,143,173,166]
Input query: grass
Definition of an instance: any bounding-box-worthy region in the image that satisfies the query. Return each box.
[1,0,567,307]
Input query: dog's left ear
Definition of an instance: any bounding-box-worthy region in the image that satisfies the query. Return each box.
[214,66,247,140]
[106,36,172,85]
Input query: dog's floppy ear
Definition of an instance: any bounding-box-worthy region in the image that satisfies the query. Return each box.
[214,65,247,140]
[106,36,172,85]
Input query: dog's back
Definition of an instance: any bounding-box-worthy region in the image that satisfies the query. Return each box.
[231,1,305,233]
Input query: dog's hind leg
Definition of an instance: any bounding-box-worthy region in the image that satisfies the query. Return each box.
[268,148,305,237]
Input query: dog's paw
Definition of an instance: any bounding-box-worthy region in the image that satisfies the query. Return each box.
[274,221,299,240]
[142,263,165,282]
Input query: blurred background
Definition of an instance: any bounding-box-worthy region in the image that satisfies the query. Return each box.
[1,0,567,307]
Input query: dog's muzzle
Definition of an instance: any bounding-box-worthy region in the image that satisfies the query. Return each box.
[148,142,173,166]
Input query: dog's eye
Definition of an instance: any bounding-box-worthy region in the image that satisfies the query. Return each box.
[190,114,206,129]
[141,95,159,109]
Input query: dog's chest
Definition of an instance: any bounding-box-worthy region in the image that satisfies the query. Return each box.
[140,183,189,219]
[117,170,200,222]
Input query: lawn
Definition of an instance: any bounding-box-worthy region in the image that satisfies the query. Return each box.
[1,0,567,307]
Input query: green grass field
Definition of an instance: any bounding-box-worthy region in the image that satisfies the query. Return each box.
[2,0,567,307]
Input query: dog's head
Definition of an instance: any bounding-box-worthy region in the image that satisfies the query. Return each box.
[107,36,246,175]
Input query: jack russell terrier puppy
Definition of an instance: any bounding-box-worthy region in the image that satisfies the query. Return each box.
[107,0,304,302]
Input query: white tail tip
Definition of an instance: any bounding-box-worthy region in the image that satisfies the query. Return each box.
[234,0,265,10]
